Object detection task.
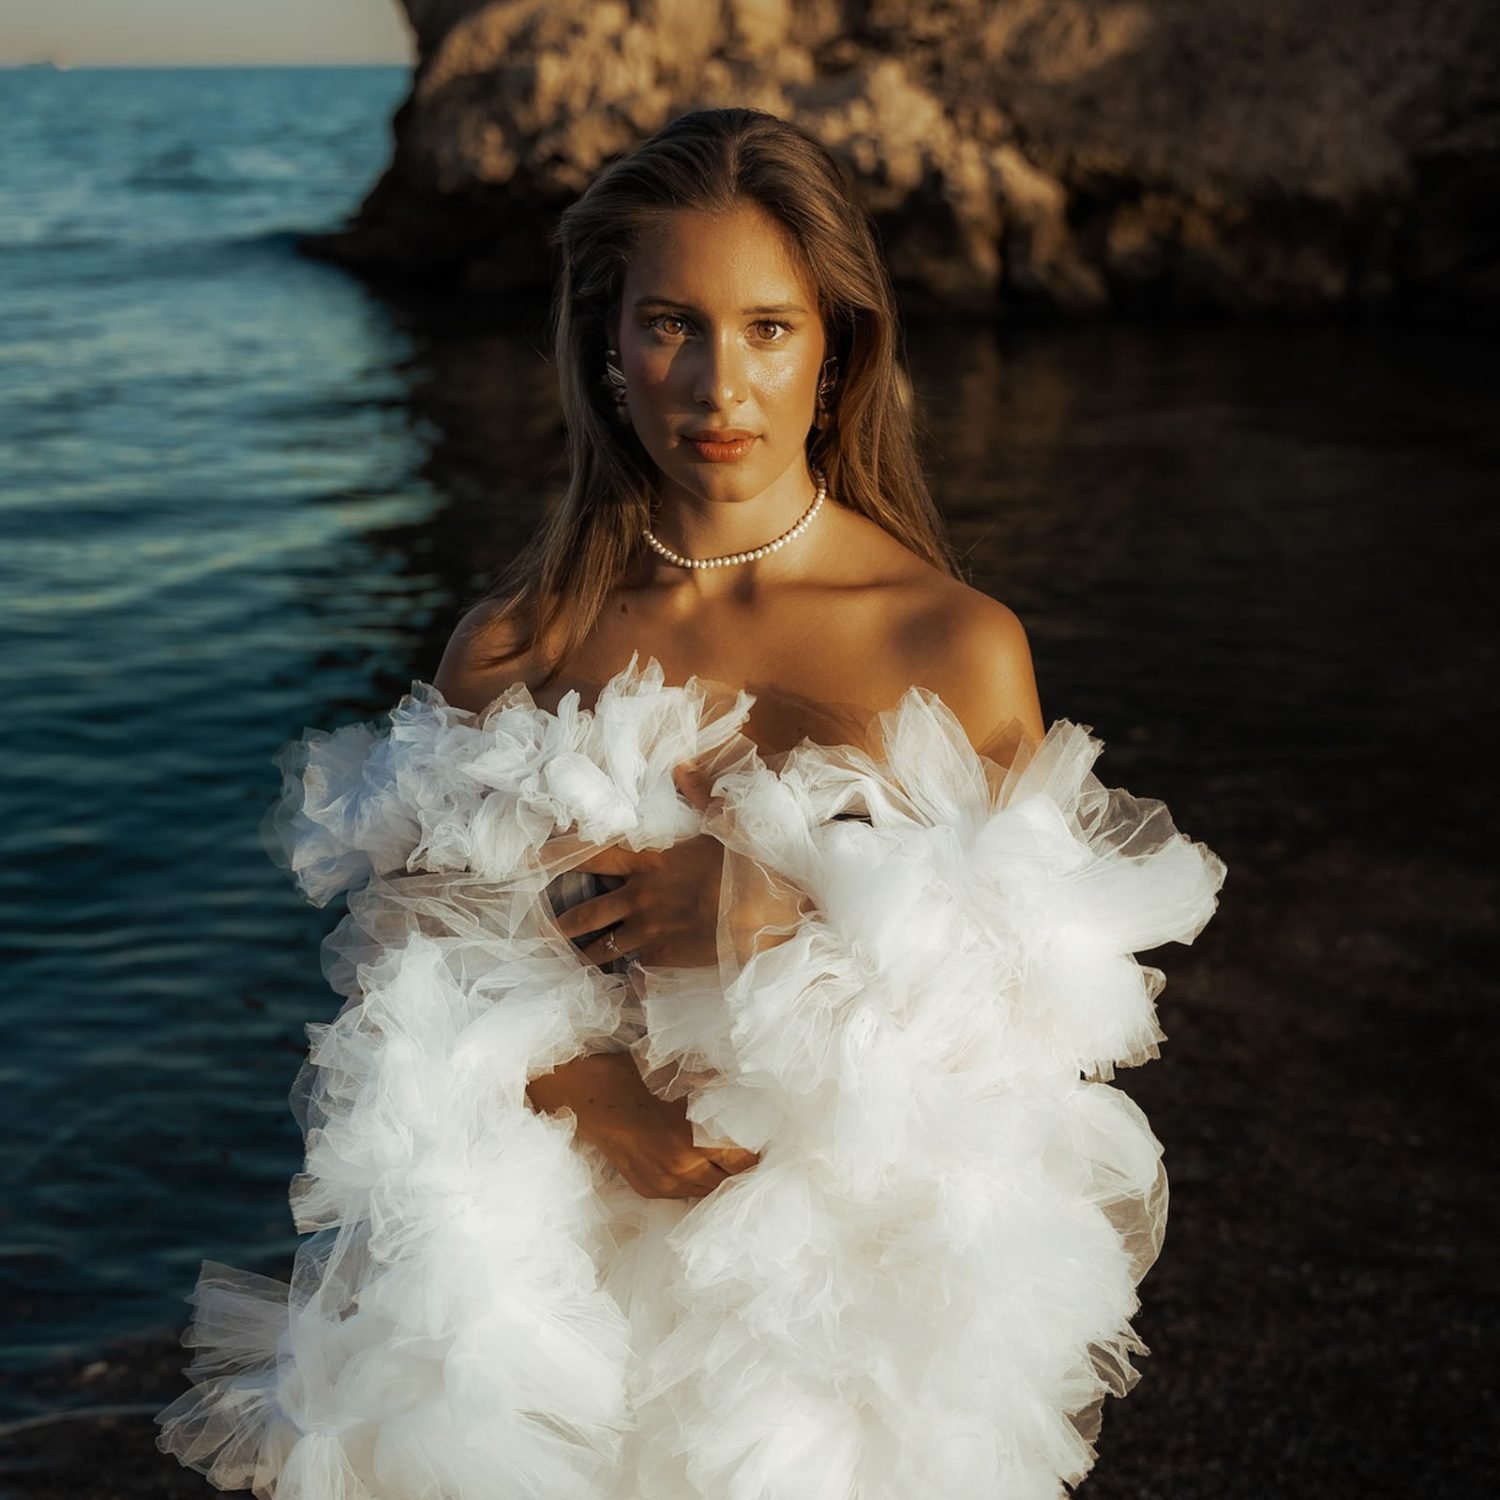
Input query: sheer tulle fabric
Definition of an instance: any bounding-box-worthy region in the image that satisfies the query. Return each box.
[155,652,1226,1500]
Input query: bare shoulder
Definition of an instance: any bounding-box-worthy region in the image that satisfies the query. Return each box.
[433,596,543,713]
[885,570,1046,764]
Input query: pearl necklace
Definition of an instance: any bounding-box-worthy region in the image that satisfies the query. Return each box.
[641,466,827,569]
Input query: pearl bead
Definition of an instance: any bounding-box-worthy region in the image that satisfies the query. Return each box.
[642,467,827,569]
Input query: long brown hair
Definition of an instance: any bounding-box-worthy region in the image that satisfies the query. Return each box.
[468,106,962,686]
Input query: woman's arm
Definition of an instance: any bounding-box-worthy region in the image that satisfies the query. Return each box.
[930,593,1046,764]
[527,1051,760,1197]
[433,597,533,710]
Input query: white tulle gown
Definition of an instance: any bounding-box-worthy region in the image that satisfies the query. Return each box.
[154,652,1227,1500]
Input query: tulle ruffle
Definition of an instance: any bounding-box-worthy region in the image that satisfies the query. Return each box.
[625,689,1226,1497]
[258,653,755,907]
[156,652,1225,1500]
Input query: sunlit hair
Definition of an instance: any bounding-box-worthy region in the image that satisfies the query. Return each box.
[468,105,962,684]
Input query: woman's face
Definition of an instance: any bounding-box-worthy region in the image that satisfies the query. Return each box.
[614,200,827,506]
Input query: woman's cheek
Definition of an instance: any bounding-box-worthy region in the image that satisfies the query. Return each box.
[753,352,816,410]
[639,358,687,417]
[623,339,672,391]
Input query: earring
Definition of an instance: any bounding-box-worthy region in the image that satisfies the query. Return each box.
[814,356,838,430]
[603,347,630,423]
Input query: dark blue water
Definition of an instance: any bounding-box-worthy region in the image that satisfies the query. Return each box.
[3,66,1496,1473]
[0,66,435,1382]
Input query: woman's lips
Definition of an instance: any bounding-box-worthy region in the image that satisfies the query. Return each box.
[687,434,757,462]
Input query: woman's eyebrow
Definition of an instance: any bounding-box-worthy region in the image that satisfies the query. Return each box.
[631,296,810,315]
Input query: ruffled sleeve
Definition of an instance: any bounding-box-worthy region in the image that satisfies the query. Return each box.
[626,690,1227,1498]
[259,657,756,908]
[157,656,755,1500]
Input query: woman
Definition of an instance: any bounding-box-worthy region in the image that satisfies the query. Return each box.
[156,108,1225,1499]
[439,105,1044,1205]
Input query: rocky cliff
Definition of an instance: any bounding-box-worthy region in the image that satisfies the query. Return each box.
[303,0,1500,322]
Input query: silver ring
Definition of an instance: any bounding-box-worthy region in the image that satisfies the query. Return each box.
[604,930,619,955]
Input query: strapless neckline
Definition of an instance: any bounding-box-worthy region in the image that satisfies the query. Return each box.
[464,652,883,773]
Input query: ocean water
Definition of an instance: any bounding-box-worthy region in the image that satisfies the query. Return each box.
[2,62,1496,1466]
[1,65,433,1384]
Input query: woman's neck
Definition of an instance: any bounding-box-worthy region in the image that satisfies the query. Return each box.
[644,463,823,588]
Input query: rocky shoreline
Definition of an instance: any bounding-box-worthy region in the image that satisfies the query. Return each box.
[0,1321,256,1498]
[300,0,1500,325]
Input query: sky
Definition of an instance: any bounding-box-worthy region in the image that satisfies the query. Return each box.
[0,0,415,67]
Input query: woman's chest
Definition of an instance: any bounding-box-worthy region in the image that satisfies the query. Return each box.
[527,597,912,764]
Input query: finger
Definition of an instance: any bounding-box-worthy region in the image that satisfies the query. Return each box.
[578,920,646,967]
[674,1152,733,1198]
[628,1151,724,1201]
[701,1145,760,1176]
[672,759,717,812]
[554,886,633,941]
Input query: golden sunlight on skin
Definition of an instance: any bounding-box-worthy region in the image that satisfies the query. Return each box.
[612,201,828,566]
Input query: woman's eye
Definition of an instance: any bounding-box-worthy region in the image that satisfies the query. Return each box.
[645,315,792,342]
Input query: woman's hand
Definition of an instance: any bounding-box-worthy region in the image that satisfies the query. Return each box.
[527,1052,760,1199]
[555,761,724,969]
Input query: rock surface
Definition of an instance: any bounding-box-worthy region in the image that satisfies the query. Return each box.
[303,0,1500,322]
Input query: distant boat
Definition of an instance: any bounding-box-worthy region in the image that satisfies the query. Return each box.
[19,54,71,72]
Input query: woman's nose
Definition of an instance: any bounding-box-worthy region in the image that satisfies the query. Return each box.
[691,331,747,409]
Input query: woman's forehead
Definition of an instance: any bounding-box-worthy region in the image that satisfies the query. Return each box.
[624,205,817,305]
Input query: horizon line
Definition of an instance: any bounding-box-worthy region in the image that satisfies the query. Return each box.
[0,60,412,70]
